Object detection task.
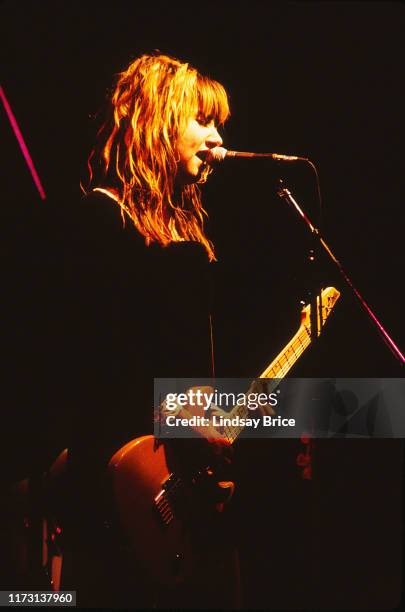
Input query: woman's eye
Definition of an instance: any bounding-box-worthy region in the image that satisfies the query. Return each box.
[197,114,213,126]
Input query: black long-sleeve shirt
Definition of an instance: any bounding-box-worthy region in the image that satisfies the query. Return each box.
[59,190,214,469]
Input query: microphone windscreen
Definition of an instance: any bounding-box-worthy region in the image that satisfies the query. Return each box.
[206,147,227,164]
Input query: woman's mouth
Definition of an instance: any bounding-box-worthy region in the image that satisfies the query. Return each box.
[196,150,209,162]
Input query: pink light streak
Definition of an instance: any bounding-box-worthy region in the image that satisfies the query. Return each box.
[0,85,46,200]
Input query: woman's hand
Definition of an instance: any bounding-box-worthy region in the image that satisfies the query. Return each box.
[160,386,234,478]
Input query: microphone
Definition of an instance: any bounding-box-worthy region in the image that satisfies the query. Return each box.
[206,147,308,164]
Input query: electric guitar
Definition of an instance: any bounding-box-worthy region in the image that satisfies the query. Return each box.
[108,287,340,587]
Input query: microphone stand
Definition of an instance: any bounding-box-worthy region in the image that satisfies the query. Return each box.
[276,179,404,365]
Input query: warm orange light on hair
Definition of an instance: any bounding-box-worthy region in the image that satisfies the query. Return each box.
[86,54,230,261]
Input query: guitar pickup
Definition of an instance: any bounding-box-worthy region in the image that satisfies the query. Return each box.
[154,489,174,525]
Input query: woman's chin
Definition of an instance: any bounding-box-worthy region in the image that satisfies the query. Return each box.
[175,169,202,186]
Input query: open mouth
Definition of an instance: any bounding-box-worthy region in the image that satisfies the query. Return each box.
[196,150,209,162]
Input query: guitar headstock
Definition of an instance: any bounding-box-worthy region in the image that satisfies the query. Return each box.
[300,286,340,335]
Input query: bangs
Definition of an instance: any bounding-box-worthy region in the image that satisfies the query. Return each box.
[195,74,230,125]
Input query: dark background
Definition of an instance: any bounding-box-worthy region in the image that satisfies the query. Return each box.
[1,1,404,609]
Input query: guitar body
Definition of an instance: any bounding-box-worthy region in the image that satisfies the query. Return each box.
[108,435,194,588]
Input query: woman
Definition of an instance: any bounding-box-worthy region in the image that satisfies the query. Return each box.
[62,53,239,608]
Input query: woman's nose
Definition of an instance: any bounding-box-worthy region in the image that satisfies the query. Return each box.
[207,126,223,148]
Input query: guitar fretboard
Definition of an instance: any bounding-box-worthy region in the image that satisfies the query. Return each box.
[221,323,312,444]
[208,287,339,444]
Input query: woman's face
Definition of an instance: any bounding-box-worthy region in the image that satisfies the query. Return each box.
[176,114,223,184]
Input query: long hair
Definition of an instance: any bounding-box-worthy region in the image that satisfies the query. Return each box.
[86,54,230,261]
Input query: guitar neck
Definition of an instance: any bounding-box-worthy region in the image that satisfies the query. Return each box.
[223,286,341,445]
[259,324,311,379]
[225,324,311,444]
